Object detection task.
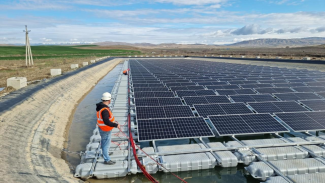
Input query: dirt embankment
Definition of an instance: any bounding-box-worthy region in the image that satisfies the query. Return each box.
[0,57,99,88]
[0,58,122,183]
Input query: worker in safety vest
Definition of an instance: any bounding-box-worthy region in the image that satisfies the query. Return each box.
[123,68,130,75]
[96,92,120,165]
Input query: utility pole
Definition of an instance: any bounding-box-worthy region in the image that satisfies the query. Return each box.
[23,25,33,66]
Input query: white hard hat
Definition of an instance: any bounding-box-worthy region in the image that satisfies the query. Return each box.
[101,92,111,101]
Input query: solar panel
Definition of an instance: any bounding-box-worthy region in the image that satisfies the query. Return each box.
[187,86,205,90]
[299,100,325,111]
[194,103,252,117]
[158,98,183,106]
[255,87,293,94]
[134,91,174,98]
[171,117,214,138]
[275,112,325,131]
[154,91,175,97]
[135,98,159,106]
[176,90,197,97]
[133,84,165,88]
[205,95,231,104]
[230,95,256,103]
[293,87,325,92]
[194,104,226,117]
[138,118,177,141]
[248,101,308,113]
[184,96,208,106]
[164,105,195,118]
[219,103,253,114]
[133,87,169,92]
[137,117,214,141]
[274,92,321,101]
[134,92,155,98]
[235,89,256,94]
[170,86,189,91]
[195,90,216,96]
[215,89,237,95]
[209,113,289,136]
[136,106,166,119]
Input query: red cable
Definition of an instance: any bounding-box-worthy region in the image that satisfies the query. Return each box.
[127,70,158,183]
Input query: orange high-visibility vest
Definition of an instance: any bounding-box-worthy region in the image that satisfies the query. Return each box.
[97,107,115,131]
[123,70,128,74]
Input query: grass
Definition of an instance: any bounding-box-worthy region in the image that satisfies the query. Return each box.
[0,45,141,60]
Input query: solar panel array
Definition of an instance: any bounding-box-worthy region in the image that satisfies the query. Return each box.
[130,59,325,140]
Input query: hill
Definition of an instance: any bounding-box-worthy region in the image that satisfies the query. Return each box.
[229,37,325,48]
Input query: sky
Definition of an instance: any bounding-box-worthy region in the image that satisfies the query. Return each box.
[1,0,325,45]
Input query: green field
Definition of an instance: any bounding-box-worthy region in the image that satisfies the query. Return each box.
[0,45,141,60]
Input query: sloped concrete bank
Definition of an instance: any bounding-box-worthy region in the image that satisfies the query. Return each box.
[0,58,122,183]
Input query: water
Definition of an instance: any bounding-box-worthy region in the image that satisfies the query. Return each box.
[66,64,123,167]
[67,64,261,183]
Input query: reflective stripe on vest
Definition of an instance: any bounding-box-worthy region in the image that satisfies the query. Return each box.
[97,107,115,131]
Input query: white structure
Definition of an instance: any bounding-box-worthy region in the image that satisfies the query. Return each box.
[204,55,207,57]
[7,77,27,89]
[83,62,88,66]
[71,64,79,69]
[241,56,246,58]
[24,25,33,66]
[256,56,261,59]
[229,56,233,58]
[91,60,96,64]
[50,69,62,76]
[303,57,311,60]
[220,55,223,57]
[276,57,282,59]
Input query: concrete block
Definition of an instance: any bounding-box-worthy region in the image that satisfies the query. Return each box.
[71,64,79,69]
[229,55,233,57]
[241,56,246,58]
[303,57,311,60]
[7,77,27,89]
[83,62,88,66]
[220,55,223,57]
[90,60,96,64]
[50,69,61,76]
[256,56,261,59]
[276,57,282,59]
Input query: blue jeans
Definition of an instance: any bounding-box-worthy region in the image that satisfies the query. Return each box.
[99,128,112,162]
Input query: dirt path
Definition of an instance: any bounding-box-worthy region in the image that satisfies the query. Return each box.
[0,58,122,183]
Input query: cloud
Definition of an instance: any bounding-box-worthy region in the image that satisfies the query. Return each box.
[153,0,227,6]
[231,24,273,35]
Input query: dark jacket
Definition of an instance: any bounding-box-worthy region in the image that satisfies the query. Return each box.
[96,102,118,128]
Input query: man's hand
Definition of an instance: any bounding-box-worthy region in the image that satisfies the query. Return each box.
[117,124,121,129]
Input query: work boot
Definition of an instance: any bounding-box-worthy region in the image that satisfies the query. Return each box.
[104,160,116,165]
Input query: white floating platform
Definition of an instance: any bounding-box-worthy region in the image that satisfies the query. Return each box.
[257,146,309,161]
[246,158,325,180]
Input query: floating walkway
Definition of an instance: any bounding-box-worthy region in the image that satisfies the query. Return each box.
[74,59,325,183]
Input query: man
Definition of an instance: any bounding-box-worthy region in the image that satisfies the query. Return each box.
[96,92,120,165]
[123,68,130,75]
